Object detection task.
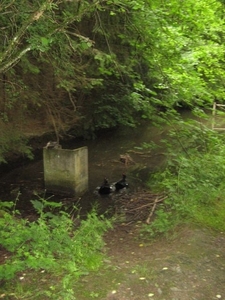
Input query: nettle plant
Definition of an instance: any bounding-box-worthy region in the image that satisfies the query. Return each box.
[143,119,225,237]
[0,197,112,297]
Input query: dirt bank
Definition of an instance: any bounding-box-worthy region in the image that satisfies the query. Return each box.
[74,224,225,300]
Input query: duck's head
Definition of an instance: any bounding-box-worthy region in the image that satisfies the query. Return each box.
[104,178,109,184]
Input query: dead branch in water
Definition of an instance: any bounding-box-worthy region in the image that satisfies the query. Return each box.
[128,195,167,212]
[120,153,136,166]
[113,191,167,224]
[127,150,151,155]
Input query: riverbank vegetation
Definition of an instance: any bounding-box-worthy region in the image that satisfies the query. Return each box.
[0,198,112,299]
[1,0,225,298]
[142,117,225,237]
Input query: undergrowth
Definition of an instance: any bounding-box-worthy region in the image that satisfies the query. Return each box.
[0,197,112,299]
[142,118,225,237]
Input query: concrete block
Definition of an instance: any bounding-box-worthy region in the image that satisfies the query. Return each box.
[43,146,88,196]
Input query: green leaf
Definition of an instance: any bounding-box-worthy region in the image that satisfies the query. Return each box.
[41,37,50,47]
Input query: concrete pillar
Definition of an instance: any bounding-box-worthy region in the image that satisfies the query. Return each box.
[43,146,88,196]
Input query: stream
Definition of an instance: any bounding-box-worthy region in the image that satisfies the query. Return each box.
[0,118,186,218]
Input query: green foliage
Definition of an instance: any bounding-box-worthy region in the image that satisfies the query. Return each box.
[0,122,33,163]
[146,0,225,107]
[0,198,112,299]
[143,119,225,237]
[1,0,225,160]
[193,199,225,231]
[84,81,139,132]
[141,208,176,238]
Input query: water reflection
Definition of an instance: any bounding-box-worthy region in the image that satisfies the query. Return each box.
[66,123,165,192]
[0,121,166,216]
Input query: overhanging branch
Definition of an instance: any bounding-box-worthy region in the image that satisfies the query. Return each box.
[0,46,31,74]
[0,0,55,73]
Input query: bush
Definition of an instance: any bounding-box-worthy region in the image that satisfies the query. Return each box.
[0,198,112,299]
[143,120,225,237]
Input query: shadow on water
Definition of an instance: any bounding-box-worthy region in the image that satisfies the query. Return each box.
[0,121,167,217]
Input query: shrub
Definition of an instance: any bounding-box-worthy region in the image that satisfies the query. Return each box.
[143,120,225,237]
[0,198,112,299]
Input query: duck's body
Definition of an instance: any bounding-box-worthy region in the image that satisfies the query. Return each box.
[115,174,129,190]
[98,178,113,195]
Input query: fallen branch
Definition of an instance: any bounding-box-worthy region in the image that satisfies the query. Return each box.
[120,154,136,166]
[146,196,167,224]
[127,150,151,155]
[128,202,154,212]
[146,198,158,224]
[128,195,167,212]
[113,191,167,223]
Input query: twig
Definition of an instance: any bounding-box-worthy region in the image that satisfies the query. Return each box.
[128,196,167,212]
[127,150,151,155]
[128,202,154,212]
[146,196,167,224]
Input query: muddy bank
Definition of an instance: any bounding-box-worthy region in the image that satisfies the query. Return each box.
[75,225,225,300]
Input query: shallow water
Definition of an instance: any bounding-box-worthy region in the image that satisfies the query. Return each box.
[63,122,167,215]
[0,121,167,216]
[0,112,212,216]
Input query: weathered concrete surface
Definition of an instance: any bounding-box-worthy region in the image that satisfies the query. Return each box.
[43,146,88,196]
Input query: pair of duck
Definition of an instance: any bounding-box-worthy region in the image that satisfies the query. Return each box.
[98,174,129,195]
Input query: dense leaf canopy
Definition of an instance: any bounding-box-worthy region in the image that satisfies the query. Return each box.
[0,0,225,161]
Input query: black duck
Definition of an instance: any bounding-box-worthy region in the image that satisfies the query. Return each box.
[98,178,113,195]
[115,174,129,190]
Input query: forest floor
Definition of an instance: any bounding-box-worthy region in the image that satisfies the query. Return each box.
[74,222,225,300]
[1,214,225,300]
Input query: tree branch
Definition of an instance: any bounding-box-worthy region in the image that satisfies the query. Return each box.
[0,46,31,74]
[0,0,54,72]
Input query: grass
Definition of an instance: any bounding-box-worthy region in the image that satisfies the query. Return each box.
[0,262,126,299]
[142,122,225,238]
[193,200,225,231]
